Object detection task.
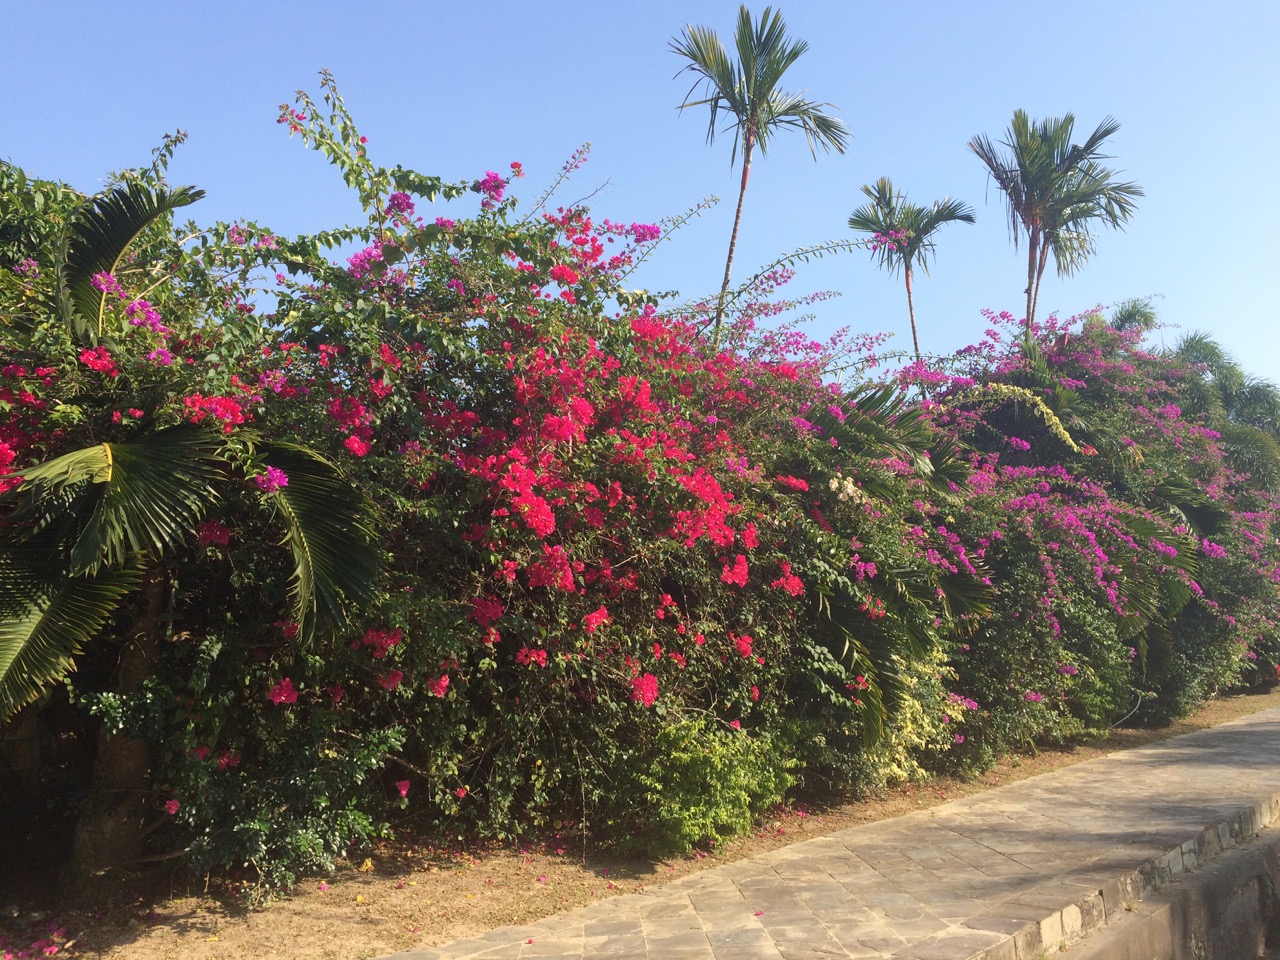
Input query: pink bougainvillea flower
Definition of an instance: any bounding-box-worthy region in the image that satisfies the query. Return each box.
[385,191,415,217]
[428,674,450,697]
[164,799,180,815]
[769,562,804,597]
[515,647,548,668]
[255,466,289,493]
[268,677,298,704]
[184,394,246,433]
[582,605,610,633]
[396,780,411,798]
[469,595,504,628]
[630,673,658,708]
[720,554,749,587]
[379,670,404,690]
[549,264,579,286]
[455,786,468,798]
[358,627,403,659]
[344,435,372,457]
[195,519,230,547]
[78,345,119,377]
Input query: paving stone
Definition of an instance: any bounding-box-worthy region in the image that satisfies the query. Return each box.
[709,943,787,960]
[889,931,1003,959]
[583,920,643,938]
[705,925,773,946]
[518,938,585,957]
[581,935,646,956]
[386,708,1280,960]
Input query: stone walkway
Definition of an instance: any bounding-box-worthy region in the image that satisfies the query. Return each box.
[384,707,1280,960]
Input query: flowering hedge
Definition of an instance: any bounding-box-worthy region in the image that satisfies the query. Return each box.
[3,80,1277,898]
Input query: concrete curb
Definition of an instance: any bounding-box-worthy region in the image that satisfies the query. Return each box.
[967,795,1280,960]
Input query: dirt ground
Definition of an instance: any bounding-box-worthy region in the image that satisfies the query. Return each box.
[6,686,1280,960]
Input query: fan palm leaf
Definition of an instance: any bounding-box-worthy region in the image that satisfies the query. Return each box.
[60,181,203,343]
[0,559,138,720]
[9,425,225,575]
[258,442,380,644]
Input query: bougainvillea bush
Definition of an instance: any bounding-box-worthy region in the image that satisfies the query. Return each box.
[0,79,988,896]
[4,78,1277,899]
[916,310,1280,753]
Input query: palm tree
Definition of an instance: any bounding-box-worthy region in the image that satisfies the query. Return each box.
[847,177,974,363]
[968,110,1142,340]
[1108,297,1159,333]
[672,5,849,346]
[1172,332,1280,491]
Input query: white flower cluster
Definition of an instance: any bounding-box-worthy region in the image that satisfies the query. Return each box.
[827,475,867,503]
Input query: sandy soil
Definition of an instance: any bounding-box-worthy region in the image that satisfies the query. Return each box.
[6,686,1280,960]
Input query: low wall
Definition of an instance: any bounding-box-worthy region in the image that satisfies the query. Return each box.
[1063,818,1280,959]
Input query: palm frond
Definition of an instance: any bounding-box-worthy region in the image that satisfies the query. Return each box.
[0,562,138,721]
[969,109,1140,287]
[259,443,380,643]
[1220,422,1280,491]
[806,587,918,745]
[811,383,936,471]
[1148,476,1231,537]
[1110,297,1158,332]
[11,426,225,575]
[671,5,846,168]
[62,182,203,343]
[1231,379,1280,437]
[848,177,972,276]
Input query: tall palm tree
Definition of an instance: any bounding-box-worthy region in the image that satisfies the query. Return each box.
[968,110,1142,340]
[672,5,849,346]
[847,177,974,363]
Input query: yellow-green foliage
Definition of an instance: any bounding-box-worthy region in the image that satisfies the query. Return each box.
[950,383,1080,452]
[861,648,958,785]
[638,718,795,852]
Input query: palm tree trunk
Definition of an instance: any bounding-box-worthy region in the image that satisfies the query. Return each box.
[711,132,755,348]
[68,560,168,891]
[1031,243,1051,336]
[904,264,920,364]
[1025,225,1040,341]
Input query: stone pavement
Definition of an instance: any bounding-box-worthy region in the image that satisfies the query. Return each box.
[384,707,1280,960]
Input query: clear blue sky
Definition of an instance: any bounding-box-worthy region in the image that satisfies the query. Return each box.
[5,1,1277,377]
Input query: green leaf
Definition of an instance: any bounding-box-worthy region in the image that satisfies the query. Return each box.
[12,426,225,576]
[0,562,138,721]
[259,443,380,643]
[61,181,203,343]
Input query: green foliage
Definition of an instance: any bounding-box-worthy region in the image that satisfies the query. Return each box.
[637,719,794,853]
[3,80,1274,905]
[60,182,203,344]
